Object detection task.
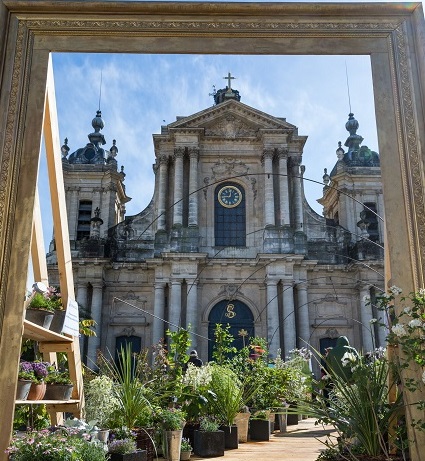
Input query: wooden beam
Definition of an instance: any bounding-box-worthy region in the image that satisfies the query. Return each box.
[43,55,74,302]
[31,187,49,285]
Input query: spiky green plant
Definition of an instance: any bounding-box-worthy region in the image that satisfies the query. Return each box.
[99,343,152,429]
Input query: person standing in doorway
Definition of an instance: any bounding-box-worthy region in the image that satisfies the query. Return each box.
[185,350,203,370]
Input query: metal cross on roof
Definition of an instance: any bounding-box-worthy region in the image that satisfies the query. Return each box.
[224,72,235,89]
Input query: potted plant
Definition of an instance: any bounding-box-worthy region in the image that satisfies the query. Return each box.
[159,407,186,461]
[249,411,270,441]
[180,437,192,460]
[208,364,258,449]
[108,438,147,461]
[44,367,74,400]
[23,361,49,400]
[16,361,37,400]
[193,417,224,458]
[26,285,62,329]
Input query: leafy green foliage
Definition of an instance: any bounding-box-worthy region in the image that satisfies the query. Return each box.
[7,428,107,461]
[212,324,237,364]
[84,375,120,428]
[298,348,403,459]
[166,327,191,380]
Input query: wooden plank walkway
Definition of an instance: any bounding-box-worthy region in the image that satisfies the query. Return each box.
[191,419,335,461]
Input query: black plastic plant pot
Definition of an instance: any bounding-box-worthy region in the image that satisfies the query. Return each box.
[249,419,270,441]
[193,430,225,457]
[219,425,238,449]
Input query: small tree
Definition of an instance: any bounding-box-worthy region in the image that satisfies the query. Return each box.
[212,324,236,365]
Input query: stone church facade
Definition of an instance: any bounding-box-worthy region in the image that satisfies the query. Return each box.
[47,84,385,375]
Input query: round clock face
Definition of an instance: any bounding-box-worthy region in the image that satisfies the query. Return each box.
[218,185,242,208]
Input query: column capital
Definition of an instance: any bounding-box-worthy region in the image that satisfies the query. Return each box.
[289,155,302,167]
[296,281,308,291]
[188,146,199,158]
[154,281,167,289]
[159,154,169,165]
[357,282,372,291]
[174,146,185,159]
[262,148,274,162]
[282,280,295,288]
[265,277,279,286]
[91,282,104,290]
[276,147,289,158]
[170,279,183,285]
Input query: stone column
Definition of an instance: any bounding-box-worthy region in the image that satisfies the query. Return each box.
[76,282,88,361]
[297,282,310,348]
[282,282,296,357]
[173,147,185,226]
[266,279,280,357]
[188,147,199,227]
[186,280,198,347]
[76,282,88,310]
[68,188,79,241]
[87,283,103,367]
[359,284,375,352]
[157,154,168,231]
[152,282,166,346]
[262,149,275,227]
[277,148,290,226]
[169,280,182,331]
[291,157,304,231]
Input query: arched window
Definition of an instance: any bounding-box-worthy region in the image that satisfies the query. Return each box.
[214,183,246,247]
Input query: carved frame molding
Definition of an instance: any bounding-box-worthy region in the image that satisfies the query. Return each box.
[0,3,424,457]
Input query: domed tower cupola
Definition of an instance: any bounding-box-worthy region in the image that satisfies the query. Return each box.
[213,72,241,105]
[67,110,107,165]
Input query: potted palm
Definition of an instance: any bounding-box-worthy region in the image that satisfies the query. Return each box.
[193,417,224,458]
[108,438,147,461]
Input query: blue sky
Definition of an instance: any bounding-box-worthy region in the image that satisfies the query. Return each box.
[37,0,425,251]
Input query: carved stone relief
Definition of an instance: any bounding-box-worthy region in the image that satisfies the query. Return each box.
[204,115,255,138]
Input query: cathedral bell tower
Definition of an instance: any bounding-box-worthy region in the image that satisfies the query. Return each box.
[318,113,383,259]
[49,110,131,258]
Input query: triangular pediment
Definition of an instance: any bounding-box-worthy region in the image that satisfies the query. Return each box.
[167,99,297,138]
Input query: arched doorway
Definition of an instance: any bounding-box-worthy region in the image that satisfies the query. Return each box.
[208,300,254,361]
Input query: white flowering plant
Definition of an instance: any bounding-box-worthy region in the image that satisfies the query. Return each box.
[375,287,425,431]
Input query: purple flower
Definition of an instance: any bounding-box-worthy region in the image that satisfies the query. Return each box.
[32,361,49,378]
[20,361,33,373]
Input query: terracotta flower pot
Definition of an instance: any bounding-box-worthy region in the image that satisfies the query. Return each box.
[27,382,46,400]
